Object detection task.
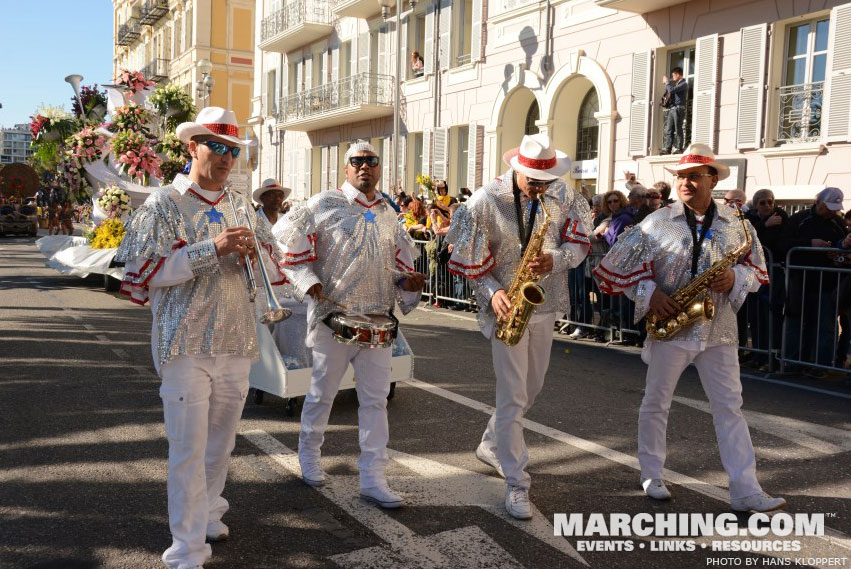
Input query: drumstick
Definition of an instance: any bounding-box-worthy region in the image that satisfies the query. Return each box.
[317,292,349,311]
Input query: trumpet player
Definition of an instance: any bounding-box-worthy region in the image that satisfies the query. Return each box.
[593,143,785,513]
[446,134,590,519]
[116,107,288,569]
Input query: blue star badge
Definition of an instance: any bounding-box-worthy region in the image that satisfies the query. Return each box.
[362,210,377,223]
[206,207,224,224]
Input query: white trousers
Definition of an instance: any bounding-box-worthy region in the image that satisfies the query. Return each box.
[159,355,250,569]
[298,324,392,489]
[638,342,762,500]
[480,313,556,490]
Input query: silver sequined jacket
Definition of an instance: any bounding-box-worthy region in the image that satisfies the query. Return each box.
[593,201,769,346]
[115,174,286,366]
[274,182,420,335]
[446,170,592,338]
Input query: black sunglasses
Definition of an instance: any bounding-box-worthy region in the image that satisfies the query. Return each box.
[201,140,241,158]
[349,155,380,168]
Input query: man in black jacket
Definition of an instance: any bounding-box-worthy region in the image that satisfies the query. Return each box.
[780,188,851,376]
[745,190,789,368]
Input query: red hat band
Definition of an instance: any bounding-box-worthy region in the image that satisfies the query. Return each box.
[518,154,557,170]
[678,154,714,166]
[203,123,239,138]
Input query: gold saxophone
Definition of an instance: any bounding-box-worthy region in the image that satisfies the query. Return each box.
[496,197,550,346]
[646,208,752,340]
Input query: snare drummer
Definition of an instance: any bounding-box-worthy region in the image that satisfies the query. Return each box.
[276,140,425,508]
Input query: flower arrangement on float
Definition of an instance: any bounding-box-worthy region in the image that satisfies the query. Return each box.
[114,68,156,94]
[71,85,108,121]
[88,218,126,249]
[96,185,132,218]
[147,83,197,131]
[110,131,162,185]
[156,132,190,184]
[67,127,108,164]
[109,102,151,133]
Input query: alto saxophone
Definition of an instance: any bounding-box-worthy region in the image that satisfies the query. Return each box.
[496,197,550,346]
[646,208,753,340]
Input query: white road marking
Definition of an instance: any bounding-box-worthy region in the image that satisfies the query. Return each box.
[673,395,851,456]
[95,334,109,342]
[402,377,851,552]
[241,429,587,568]
[112,348,130,359]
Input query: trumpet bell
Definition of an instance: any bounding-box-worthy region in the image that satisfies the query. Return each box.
[261,307,292,324]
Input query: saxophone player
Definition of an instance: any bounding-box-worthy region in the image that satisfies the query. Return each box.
[447,134,590,519]
[593,144,785,512]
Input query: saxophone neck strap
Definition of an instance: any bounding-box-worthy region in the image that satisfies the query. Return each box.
[512,175,539,255]
[684,199,717,278]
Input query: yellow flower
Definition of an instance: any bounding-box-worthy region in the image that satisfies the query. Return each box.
[89,219,126,249]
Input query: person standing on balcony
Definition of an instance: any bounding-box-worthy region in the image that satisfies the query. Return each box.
[661,67,689,155]
[447,134,590,520]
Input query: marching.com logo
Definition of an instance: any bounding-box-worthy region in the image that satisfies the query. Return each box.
[553,513,826,554]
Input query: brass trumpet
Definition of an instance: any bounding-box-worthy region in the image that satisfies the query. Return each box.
[226,191,291,324]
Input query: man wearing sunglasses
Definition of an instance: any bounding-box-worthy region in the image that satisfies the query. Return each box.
[276,140,425,509]
[594,143,785,513]
[116,107,288,569]
[447,134,591,520]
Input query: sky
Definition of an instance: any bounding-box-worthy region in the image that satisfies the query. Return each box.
[0,0,115,129]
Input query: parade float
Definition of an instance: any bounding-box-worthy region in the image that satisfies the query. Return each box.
[34,71,194,286]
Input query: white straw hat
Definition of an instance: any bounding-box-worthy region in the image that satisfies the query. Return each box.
[253,178,292,204]
[502,134,571,181]
[663,143,730,181]
[176,106,248,146]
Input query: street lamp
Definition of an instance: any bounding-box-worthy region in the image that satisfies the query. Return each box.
[195,58,214,107]
[379,0,416,193]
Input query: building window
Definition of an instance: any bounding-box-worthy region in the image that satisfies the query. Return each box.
[777,18,828,144]
[575,89,599,161]
[665,47,695,149]
[409,13,426,79]
[184,7,193,52]
[266,69,277,116]
[525,101,540,135]
[453,0,473,67]
[340,41,352,80]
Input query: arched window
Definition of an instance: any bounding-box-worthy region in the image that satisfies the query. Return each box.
[525,100,540,135]
[575,89,599,161]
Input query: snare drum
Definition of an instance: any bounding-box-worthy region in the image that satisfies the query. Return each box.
[325,313,398,348]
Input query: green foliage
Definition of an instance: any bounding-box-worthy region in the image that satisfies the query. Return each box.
[148,83,197,132]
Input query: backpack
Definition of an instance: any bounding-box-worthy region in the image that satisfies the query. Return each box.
[660,89,673,108]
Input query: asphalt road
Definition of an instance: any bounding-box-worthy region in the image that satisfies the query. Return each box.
[1,234,850,569]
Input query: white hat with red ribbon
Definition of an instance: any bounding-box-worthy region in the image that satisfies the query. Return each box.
[502,134,571,181]
[176,106,248,146]
[253,178,292,203]
[663,143,730,181]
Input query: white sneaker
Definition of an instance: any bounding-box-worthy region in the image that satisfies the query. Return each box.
[300,459,326,487]
[505,485,533,520]
[641,478,672,500]
[205,519,229,542]
[568,328,588,339]
[475,443,505,478]
[360,483,405,509]
[731,492,787,513]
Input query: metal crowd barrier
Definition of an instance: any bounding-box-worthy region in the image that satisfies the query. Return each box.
[408,236,851,378]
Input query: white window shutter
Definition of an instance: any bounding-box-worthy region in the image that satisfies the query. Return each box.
[331,46,340,82]
[382,137,391,191]
[692,33,719,149]
[826,3,851,142]
[304,148,312,196]
[628,51,651,157]
[378,26,388,77]
[329,145,339,189]
[432,127,449,180]
[422,129,432,177]
[467,124,484,190]
[397,133,407,188]
[304,54,313,90]
[736,24,767,149]
[471,0,483,63]
[296,57,304,92]
[357,32,370,75]
[322,49,330,85]
[439,0,452,70]
[320,146,329,191]
[280,54,288,101]
[424,4,434,75]
[399,19,408,80]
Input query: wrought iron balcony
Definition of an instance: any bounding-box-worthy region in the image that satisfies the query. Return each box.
[141,58,171,83]
[116,18,141,46]
[276,73,394,131]
[139,0,169,26]
[332,0,382,19]
[260,1,333,53]
[776,81,824,145]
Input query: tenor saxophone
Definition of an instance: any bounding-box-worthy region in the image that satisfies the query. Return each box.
[645,208,752,340]
[495,197,550,346]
